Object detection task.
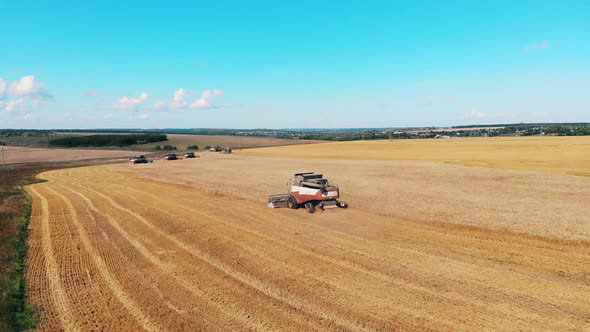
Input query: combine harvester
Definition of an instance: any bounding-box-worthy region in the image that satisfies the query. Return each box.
[268,172,348,213]
[130,155,152,164]
[184,152,197,158]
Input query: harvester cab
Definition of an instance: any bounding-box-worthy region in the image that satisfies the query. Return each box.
[268,172,348,213]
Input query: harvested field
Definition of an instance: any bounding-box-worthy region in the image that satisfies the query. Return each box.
[0,158,152,331]
[241,136,590,176]
[25,148,590,331]
[1,146,141,165]
[134,134,325,151]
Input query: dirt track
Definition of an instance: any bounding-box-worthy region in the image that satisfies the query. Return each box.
[25,154,590,331]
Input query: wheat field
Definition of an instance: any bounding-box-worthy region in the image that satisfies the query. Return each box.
[24,139,590,331]
[240,136,590,176]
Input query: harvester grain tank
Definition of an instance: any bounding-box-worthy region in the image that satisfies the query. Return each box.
[268,172,348,213]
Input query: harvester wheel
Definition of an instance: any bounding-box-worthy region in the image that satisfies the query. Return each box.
[305,202,315,213]
[287,196,299,209]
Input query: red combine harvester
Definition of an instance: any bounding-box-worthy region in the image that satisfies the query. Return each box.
[268,172,348,213]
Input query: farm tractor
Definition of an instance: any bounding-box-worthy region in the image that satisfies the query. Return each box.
[268,172,348,213]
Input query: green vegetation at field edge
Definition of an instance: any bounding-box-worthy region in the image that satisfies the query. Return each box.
[0,171,40,331]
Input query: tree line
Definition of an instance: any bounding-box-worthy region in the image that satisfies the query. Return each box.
[49,134,167,147]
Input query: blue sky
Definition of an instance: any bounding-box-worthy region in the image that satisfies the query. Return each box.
[1,0,588,129]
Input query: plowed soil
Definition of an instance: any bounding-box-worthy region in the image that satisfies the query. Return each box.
[24,148,590,331]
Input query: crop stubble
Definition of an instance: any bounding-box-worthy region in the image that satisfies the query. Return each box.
[2,146,141,165]
[25,147,590,331]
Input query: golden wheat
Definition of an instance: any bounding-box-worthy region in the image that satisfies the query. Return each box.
[240,136,590,176]
[24,149,590,331]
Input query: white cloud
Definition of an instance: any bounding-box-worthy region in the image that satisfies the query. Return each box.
[156,88,224,110]
[103,114,113,119]
[463,110,487,119]
[170,88,190,109]
[524,40,551,52]
[153,100,167,110]
[0,98,26,113]
[138,113,150,120]
[201,89,224,99]
[23,113,34,120]
[10,75,51,98]
[190,89,224,109]
[114,92,149,111]
[1,75,52,114]
[190,98,212,109]
[86,90,100,97]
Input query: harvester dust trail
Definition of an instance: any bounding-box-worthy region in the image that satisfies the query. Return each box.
[25,155,590,331]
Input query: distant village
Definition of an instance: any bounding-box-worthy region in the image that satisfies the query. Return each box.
[232,123,590,141]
